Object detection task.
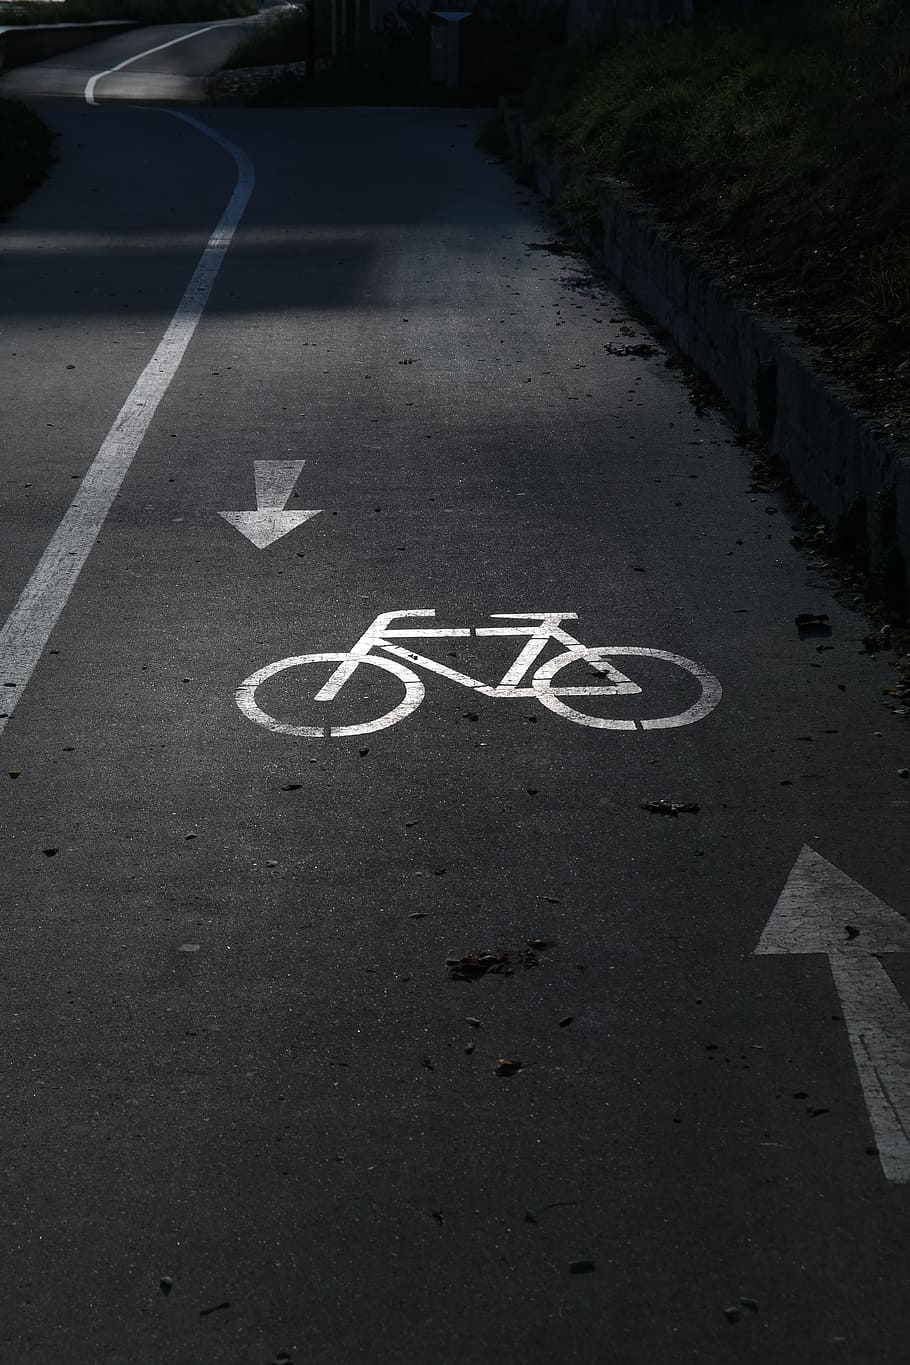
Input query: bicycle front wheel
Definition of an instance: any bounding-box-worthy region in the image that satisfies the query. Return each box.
[532,647,722,730]
[236,652,425,738]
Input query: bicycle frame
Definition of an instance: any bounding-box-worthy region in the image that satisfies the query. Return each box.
[313,610,641,702]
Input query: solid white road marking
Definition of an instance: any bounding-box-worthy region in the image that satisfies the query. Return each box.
[220,509,322,550]
[236,653,425,739]
[254,460,306,510]
[756,845,910,1182]
[218,459,322,549]
[84,25,223,105]
[0,113,254,740]
[235,611,723,738]
[532,646,721,730]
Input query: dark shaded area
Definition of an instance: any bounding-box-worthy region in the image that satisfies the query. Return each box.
[246,0,567,106]
[0,20,136,72]
[0,97,54,220]
[6,0,254,23]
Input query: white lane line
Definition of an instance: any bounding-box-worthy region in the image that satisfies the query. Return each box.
[84,25,223,104]
[0,113,254,740]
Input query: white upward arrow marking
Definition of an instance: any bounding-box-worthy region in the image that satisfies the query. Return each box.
[756,845,910,1182]
[218,460,322,549]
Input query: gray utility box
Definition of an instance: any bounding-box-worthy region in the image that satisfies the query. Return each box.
[431,11,471,90]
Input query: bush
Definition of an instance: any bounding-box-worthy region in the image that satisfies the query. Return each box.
[223,3,323,67]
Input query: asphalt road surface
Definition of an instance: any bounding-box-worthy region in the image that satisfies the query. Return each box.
[0,18,259,101]
[1,26,910,1365]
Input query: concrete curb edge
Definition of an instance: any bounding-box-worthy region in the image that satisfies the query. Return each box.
[502,107,910,606]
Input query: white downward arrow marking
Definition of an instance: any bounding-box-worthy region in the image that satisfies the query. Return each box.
[756,845,910,1182]
[219,460,322,549]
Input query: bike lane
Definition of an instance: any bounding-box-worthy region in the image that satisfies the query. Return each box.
[0,20,257,102]
[1,105,910,1363]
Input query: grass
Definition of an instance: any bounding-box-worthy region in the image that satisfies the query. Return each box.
[2,0,255,23]
[0,97,53,220]
[513,0,910,432]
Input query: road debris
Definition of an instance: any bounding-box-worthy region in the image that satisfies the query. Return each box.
[495,1058,523,1076]
[863,624,891,652]
[446,947,539,979]
[568,1259,596,1274]
[640,799,700,816]
[795,612,831,636]
[525,239,575,255]
[885,658,910,714]
[602,341,658,358]
[531,1199,580,1217]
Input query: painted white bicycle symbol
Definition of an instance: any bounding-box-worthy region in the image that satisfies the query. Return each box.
[236,610,722,739]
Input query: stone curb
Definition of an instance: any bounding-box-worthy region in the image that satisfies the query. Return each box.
[502,107,910,604]
[205,58,308,103]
